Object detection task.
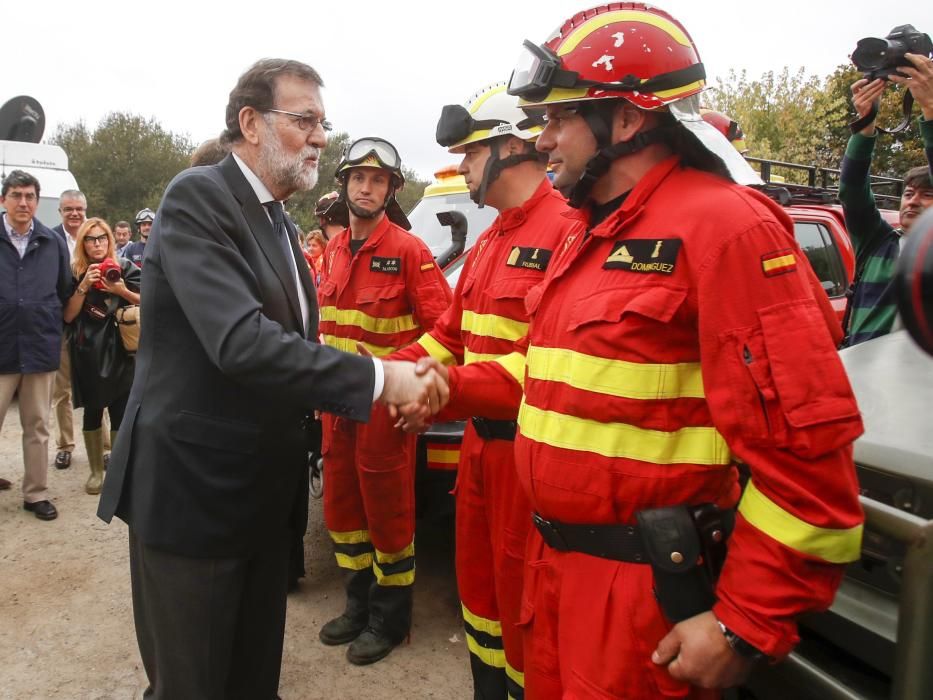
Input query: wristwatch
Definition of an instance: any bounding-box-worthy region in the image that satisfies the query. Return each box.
[718,621,766,662]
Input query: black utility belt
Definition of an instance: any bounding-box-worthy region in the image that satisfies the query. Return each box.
[471,417,517,441]
[532,504,735,624]
[532,512,647,562]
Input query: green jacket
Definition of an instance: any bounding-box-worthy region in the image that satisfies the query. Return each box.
[839,117,933,345]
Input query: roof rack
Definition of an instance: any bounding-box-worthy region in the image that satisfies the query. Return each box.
[745,156,903,209]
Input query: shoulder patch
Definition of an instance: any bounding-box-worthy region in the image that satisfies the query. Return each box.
[761,249,797,277]
[506,246,553,272]
[371,257,400,274]
[603,238,681,274]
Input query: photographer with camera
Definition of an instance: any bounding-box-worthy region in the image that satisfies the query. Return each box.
[63,218,140,495]
[840,47,933,346]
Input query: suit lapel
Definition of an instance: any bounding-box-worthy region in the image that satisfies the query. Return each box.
[218,156,304,331]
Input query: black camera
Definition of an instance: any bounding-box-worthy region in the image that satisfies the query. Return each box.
[851,24,933,80]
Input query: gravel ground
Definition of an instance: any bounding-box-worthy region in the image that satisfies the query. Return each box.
[0,401,471,699]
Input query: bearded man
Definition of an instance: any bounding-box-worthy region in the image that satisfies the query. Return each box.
[97,58,448,699]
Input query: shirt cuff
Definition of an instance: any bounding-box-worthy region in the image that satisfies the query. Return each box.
[371,358,384,402]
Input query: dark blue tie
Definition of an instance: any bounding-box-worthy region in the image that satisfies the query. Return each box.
[266,201,295,269]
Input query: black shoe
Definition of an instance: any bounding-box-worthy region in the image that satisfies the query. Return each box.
[319,614,367,646]
[346,628,402,665]
[24,500,58,520]
[54,451,72,469]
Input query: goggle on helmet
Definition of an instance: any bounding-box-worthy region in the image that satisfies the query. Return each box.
[336,137,404,189]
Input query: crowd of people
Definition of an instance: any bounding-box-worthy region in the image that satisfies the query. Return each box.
[2,3,932,699]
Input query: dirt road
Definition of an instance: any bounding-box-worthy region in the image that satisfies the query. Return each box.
[0,402,471,699]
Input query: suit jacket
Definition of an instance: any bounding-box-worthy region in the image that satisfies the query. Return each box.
[98,154,375,558]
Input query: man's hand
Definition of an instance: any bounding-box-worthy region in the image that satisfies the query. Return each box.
[651,612,756,689]
[890,53,933,120]
[379,360,448,417]
[392,357,451,432]
[851,77,886,135]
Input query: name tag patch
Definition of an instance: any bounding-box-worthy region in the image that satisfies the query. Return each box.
[506,246,552,271]
[603,238,681,274]
[370,257,400,274]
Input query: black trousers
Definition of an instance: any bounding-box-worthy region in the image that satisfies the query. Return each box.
[129,529,289,700]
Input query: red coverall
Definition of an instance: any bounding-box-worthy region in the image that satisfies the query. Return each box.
[448,156,865,698]
[318,214,451,640]
[392,179,582,699]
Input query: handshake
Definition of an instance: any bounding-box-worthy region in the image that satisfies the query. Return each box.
[377,355,450,432]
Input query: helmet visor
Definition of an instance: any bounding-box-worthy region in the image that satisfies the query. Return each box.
[344,137,402,171]
[436,104,505,148]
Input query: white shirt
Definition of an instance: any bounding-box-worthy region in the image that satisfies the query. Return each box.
[230,153,384,400]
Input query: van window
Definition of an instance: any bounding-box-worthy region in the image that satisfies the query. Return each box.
[793,221,847,297]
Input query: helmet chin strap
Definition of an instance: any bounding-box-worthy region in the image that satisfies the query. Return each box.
[567,102,670,208]
[472,138,541,208]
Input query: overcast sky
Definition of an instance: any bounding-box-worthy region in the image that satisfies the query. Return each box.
[6,0,929,180]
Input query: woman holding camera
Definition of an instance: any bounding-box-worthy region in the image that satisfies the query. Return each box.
[63,218,140,495]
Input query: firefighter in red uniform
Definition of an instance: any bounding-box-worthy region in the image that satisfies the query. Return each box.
[391,83,582,699]
[317,137,452,665]
[406,4,866,697]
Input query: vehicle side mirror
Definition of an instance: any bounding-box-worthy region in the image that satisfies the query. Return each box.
[435,210,468,269]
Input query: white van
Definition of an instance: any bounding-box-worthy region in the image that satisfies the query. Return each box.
[0,139,79,229]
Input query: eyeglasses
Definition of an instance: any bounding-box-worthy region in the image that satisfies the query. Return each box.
[264,109,332,133]
[4,191,38,202]
[84,234,109,245]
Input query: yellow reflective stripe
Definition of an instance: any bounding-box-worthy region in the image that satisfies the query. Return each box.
[462,603,502,636]
[466,631,506,668]
[517,402,731,465]
[427,448,459,464]
[417,334,458,366]
[494,351,527,386]
[322,334,395,357]
[335,552,373,570]
[462,310,528,342]
[464,350,500,365]
[526,346,704,399]
[372,560,415,586]
[320,305,418,335]
[330,529,370,545]
[506,662,524,688]
[739,480,863,564]
[375,542,415,565]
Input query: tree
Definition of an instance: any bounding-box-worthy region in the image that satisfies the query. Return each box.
[706,64,923,186]
[52,114,193,229]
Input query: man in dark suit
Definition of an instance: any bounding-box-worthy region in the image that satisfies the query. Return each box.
[97,58,447,699]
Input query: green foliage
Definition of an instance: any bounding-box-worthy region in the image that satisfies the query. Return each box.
[283,131,428,233]
[707,64,924,185]
[51,114,193,229]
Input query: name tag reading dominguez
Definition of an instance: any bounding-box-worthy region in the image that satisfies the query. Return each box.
[603,239,682,274]
[370,257,401,274]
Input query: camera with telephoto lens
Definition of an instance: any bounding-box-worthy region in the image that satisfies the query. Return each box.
[851,24,933,80]
[92,258,122,290]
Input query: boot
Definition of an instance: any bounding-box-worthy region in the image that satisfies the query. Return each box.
[346,583,413,665]
[319,568,372,645]
[104,431,118,470]
[83,429,105,495]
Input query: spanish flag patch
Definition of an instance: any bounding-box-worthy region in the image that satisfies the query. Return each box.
[761,249,797,277]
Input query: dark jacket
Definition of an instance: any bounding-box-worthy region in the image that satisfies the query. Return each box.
[98,155,376,558]
[69,259,141,408]
[0,218,71,374]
